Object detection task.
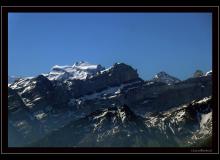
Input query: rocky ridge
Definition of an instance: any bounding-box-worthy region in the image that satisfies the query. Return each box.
[8,62,212,147]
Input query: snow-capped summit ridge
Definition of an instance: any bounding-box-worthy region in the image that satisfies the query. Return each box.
[52,65,70,70]
[73,61,89,66]
[205,70,212,76]
[46,61,105,81]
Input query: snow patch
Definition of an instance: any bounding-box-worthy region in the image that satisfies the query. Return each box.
[205,70,212,76]
[200,112,212,128]
[168,123,175,135]
[79,80,141,101]
[195,97,211,104]
[118,108,126,123]
[93,110,108,120]
[20,85,35,94]
[142,100,149,104]
[175,110,185,122]
[35,112,47,120]
[108,95,118,99]
[32,97,42,102]
[100,66,113,74]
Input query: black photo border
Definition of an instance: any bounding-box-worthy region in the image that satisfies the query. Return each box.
[1,6,219,154]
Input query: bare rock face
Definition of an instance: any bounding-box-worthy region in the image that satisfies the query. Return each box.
[153,71,181,85]
[31,97,212,147]
[66,62,140,98]
[110,63,139,83]
[193,70,204,78]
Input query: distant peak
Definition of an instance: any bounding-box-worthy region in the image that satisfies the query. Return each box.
[193,70,204,78]
[155,71,168,76]
[153,71,180,85]
[154,71,170,79]
[35,74,49,81]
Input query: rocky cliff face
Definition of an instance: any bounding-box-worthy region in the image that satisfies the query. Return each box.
[31,97,212,147]
[8,62,212,147]
[122,75,212,115]
[64,62,140,98]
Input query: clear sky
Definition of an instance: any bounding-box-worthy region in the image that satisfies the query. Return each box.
[8,13,212,80]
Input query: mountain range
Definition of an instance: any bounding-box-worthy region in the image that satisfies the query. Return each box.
[8,61,212,147]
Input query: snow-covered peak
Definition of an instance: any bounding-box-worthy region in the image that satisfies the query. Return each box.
[73,61,89,67]
[72,61,102,70]
[205,70,212,76]
[8,76,21,84]
[9,77,34,90]
[153,71,181,85]
[46,61,105,81]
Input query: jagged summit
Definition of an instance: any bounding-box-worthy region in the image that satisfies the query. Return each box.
[8,76,21,84]
[73,61,86,66]
[153,71,181,85]
[45,61,105,81]
[38,61,140,82]
[8,60,212,147]
[72,61,101,69]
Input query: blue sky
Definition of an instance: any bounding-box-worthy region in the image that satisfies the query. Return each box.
[8,13,212,80]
